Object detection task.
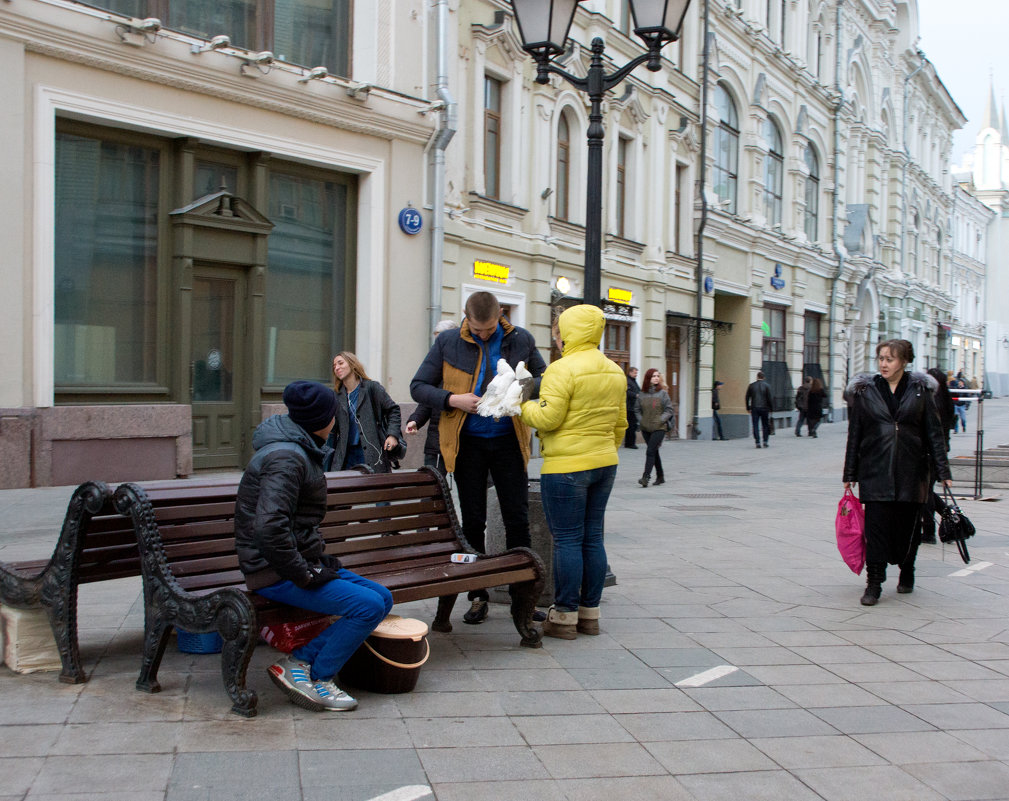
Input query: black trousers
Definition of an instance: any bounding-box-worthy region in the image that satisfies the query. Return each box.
[642,429,665,480]
[750,408,771,444]
[454,433,530,601]
[865,501,921,567]
[624,408,639,447]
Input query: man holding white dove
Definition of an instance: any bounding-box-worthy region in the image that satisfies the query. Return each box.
[410,291,546,625]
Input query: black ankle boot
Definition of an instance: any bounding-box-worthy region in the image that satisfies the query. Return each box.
[638,474,649,488]
[861,562,885,606]
[653,474,665,486]
[897,564,915,593]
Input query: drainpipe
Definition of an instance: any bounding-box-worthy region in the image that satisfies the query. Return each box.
[430,0,457,336]
[899,49,926,278]
[827,0,845,416]
[691,0,711,440]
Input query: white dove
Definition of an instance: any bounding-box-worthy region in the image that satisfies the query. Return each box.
[479,360,532,419]
[477,359,516,418]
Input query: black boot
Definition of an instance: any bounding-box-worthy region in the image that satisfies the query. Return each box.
[638,474,649,488]
[653,471,665,486]
[897,563,915,593]
[861,562,885,606]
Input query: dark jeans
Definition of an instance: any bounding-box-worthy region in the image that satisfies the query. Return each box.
[624,408,639,448]
[712,409,725,439]
[750,408,771,444]
[256,569,393,681]
[454,433,530,601]
[540,465,617,612]
[794,411,807,435]
[423,451,447,477]
[642,429,665,480]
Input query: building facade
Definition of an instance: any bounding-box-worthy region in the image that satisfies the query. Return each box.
[441,0,963,439]
[0,0,437,487]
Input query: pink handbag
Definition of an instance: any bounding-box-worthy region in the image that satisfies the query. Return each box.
[835,488,865,575]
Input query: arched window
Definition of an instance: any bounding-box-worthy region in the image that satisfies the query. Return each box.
[763,118,784,226]
[713,84,738,214]
[556,111,571,221]
[804,145,819,241]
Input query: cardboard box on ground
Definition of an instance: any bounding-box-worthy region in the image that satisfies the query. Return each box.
[0,605,62,673]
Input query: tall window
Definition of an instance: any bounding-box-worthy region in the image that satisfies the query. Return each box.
[803,312,821,366]
[89,0,352,76]
[616,137,628,238]
[804,145,819,241]
[934,229,942,285]
[55,131,160,385]
[910,210,920,275]
[674,162,687,253]
[763,118,784,226]
[713,84,739,214]
[556,111,571,220]
[484,76,502,199]
[762,306,786,362]
[266,169,356,385]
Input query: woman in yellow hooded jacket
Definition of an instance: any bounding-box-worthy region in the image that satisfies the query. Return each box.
[520,304,627,639]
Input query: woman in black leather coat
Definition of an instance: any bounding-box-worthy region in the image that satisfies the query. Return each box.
[843,339,952,606]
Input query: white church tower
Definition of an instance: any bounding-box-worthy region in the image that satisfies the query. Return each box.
[958,83,1009,394]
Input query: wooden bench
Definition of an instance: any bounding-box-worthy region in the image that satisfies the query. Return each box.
[113,467,545,717]
[0,477,261,684]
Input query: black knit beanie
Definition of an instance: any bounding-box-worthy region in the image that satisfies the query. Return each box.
[283,380,337,433]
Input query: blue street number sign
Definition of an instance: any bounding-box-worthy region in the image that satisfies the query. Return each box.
[398,207,423,235]
[703,276,714,293]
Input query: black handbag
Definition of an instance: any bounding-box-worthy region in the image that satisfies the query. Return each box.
[938,485,975,564]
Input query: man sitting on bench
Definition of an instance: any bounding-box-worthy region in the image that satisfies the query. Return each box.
[235,380,393,712]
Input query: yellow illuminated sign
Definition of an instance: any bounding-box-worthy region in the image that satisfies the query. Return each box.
[473,260,510,284]
[608,287,632,304]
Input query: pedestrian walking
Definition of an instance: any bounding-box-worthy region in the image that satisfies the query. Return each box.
[634,368,674,487]
[236,380,394,713]
[406,320,458,476]
[805,378,826,437]
[409,291,546,625]
[711,380,727,440]
[951,373,968,433]
[519,304,626,640]
[794,376,811,436]
[919,367,955,544]
[843,339,952,606]
[327,352,404,473]
[624,367,641,449]
[745,371,773,448]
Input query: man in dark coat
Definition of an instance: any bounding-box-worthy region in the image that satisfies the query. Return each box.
[410,292,546,625]
[624,367,641,448]
[745,371,773,448]
[711,380,727,440]
[235,380,393,712]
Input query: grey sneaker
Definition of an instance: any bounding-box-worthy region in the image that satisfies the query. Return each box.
[463,598,489,624]
[267,657,356,712]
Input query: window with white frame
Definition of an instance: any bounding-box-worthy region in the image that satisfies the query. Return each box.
[484,75,503,200]
[556,110,571,221]
[910,210,920,275]
[616,136,629,238]
[713,84,739,214]
[763,118,784,226]
[804,144,819,241]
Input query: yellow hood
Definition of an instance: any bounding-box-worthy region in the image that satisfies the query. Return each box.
[559,304,605,354]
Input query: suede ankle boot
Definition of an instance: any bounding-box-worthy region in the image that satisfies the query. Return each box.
[543,607,578,640]
[861,562,885,606]
[638,474,649,488]
[576,606,600,635]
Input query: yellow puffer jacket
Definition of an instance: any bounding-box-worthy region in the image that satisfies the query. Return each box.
[520,304,628,475]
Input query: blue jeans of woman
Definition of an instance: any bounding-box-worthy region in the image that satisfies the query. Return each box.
[256,568,393,681]
[953,404,967,432]
[540,465,617,613]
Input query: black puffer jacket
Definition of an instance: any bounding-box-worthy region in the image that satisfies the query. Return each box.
[235,415,334,590]
[843,372,951,503]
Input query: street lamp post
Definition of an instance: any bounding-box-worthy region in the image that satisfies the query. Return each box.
[508,0,693,306]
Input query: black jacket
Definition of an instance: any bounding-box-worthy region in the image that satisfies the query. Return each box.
[326,379,403,473]
[626,375,641,409]
[407,402,442,458]
[843,372,951,503]
[745,379,772,411]
[235,415,334,591]
[806,388,825,421]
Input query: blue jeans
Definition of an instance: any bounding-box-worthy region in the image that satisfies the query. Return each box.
[256,568,393,681]
[751,408,771,444]
[954,404,967,432]
[540,465,617,612]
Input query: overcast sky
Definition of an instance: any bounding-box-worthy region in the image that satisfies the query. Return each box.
[916,0,1009,166]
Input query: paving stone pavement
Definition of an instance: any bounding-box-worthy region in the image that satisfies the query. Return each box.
[0,401,1007,801]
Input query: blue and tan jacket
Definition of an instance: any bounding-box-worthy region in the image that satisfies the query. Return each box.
[410,317,546,473]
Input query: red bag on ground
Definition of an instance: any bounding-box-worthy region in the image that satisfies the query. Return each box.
[835,488,865,575]
[260,616,335,653]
